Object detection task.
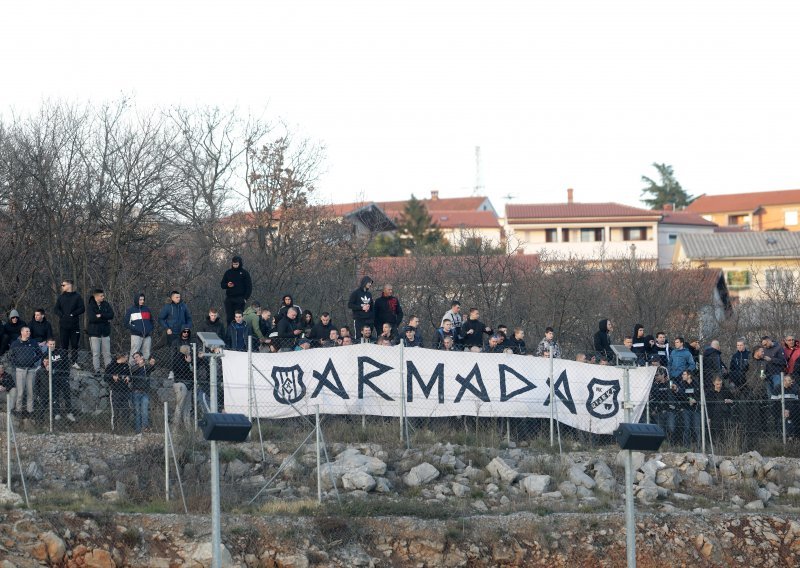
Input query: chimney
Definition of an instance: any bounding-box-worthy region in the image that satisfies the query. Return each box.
[663,203,674,211]
[430,189,439,200]
[567,188,574,204]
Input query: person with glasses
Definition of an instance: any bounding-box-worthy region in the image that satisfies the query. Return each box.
[53,280,85,369]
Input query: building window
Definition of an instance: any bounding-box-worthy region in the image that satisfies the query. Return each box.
[728,214,747,226]
[785,211,798,226]
[726,270,751,289]
[668,234,678,245]
[623,227,647,241]
[765,269,793,288]
[561,228,570,242]
[580,228,603,242]
[545,228,557,243]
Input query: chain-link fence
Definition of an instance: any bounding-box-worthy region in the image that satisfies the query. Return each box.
[1,343,797,517]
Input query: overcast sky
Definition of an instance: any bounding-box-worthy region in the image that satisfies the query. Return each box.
[2,1,799,213]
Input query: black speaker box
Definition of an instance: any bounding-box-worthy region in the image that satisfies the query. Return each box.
[614,422,666,451]
[200,413,252,442]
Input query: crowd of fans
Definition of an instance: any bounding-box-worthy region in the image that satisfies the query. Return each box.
[0,256,797,443]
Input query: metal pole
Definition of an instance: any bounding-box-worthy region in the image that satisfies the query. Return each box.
[399,342,405,443]
[781,372,786,446]
[549,354,555,447]
[48,345,53,432]
[699,354,706,454]
[623,366,636,568]
[6,395,11,490]
[316,405,322,503]
[192,343,198,432]
[164,401,170,501]
[247,336,253,422]
[209,351,221,568]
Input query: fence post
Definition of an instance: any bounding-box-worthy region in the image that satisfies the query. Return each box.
[316,405,322,503]
[164,401,170,501]
[699,354,706,454]
[781,372,787,446]
[549,354,555,447]
[247,336,253,422]
[399,342,405,444]
[48,345,53,433]
[192,343,198,432]
[6,395,11,490]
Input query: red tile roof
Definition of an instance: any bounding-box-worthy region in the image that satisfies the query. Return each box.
[686,189,800,214]
[656,209,717,227]
[428,210,501,229]
[506,202,661,221]
[359,254,539,282]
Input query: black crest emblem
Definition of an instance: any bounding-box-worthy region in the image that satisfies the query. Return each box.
[585,377,620,419]
[272,365,306,405]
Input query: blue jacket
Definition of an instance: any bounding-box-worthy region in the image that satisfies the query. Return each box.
[125,293,154,337]
[668,347,696,378]
[158,301,192,334]
[10,338,42,369]
[225,321,252,351]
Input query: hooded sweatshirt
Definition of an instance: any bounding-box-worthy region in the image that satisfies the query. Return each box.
[593,319,612,359]
[2,311,26,347]
[220,255,252,300]
[632,324,647,363]
[275,294,302,325]
[125,293,154,337]
[348,276,374,324]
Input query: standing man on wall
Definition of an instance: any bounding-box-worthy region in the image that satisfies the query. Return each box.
[220,255,252,324]
[54,279,85,369]
[348,276,374,340]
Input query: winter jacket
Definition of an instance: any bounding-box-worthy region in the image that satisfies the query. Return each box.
[631,324,647,363]
[48,347,72,377]
[668,347,696,378]
[702,346,727,386]
[220,256,252,300]
[125,293,154,337]
[243,306,263,339]
[763,343,787,376]
[1,315,26,354]
[172,353,194,386]
[129,361,155,392]
[86,296,114,337]
[275,294,301,325]
[593,319,612,359]
[374,294,403,330]
[158,300,193,334]
[433,327,454,350]
[105,360,131,392]
[785,343,800,375]
[677,379,701,413]
[347,277,374,325]
[729,349,750,387]
[54,291,85,329]
[225,321,253,351]
[309,321,335,344]
[536,338,561,358]
[462,318,491,348]
[29,317,53,344]
[258,317,272,340]
[10,338,42,369]
[199,315,225,338]
[653,341,671,368]
[706,386,735,426]
[649,378,678,413]
[507,337,527,355]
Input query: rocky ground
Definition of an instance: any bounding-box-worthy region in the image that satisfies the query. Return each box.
[1,430,800,566]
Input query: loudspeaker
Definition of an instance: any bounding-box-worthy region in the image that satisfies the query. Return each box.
[200,413,252,442]
[614,422,666,451]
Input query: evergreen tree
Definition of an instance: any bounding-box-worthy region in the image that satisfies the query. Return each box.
[397,195,446,252]
[640,163,694,209]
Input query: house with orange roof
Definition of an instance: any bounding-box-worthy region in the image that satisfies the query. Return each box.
[505,189,662,259]
[686,188,800,231]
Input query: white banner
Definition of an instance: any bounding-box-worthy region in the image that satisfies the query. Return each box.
[221,344,656,435]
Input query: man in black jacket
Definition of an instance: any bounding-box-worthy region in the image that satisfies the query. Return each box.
[29,309,53,345]
[309,313,335,347]
[87,289,114,374]
[348,276,374,339]
[593,319,613,360]
[728,339,750,391]
[220,255,252,324]
[374,284,403,334]
[462,308,492,350]
[277,307,302,350]
[1,310,26,355]
[54,279,85,368]
[45,338,75,422]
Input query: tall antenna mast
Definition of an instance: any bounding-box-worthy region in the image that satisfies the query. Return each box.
[473,146,484,195]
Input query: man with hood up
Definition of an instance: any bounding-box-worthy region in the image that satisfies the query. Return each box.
[1,309,27,355]
[348,276,374,339]
[275,294,302,325]
[220,255,252,324]
[593,319,613,361]
[631,324,648,365]
[126,293,154,363]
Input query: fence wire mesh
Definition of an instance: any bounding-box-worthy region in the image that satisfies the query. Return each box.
[0,344,797,518]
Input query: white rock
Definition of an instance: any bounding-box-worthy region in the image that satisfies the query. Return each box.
[756,487,771,504]
[744,500,765,510]
[440,453,457,468]
[576,486,594,499]
[404,462,440,487]
[463,466,482,480]
[656,468,682,490]
[342,471,376,492]
[472,499,489,512]
[695,471,713,486]
[542,491,563,499]
[375,477,392,493]
[595,477,616,494]
[730,495,745,507]
[641,459,667,480]
[558,480,577,497]
[0,485,23,508]
[787,487,800,497]
[719,460,739,478]
[616,450,645,471]
[592,460,614,480]
[451,483,470,497]
[521,474,552,496]
[486,457,519,483]
[192,542,234,567]
[568,465,596,489]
